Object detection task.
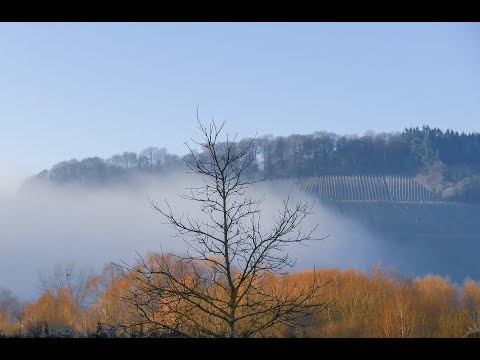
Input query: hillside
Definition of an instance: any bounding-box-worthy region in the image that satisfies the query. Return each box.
[278,174,480,281]
[285,175,479,235]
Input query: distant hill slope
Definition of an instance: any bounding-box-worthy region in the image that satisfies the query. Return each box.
[291,175,441,202]
[275,175,480,235]
[281,175,480,282]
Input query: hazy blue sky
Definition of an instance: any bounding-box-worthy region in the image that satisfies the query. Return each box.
[0,22,479,192]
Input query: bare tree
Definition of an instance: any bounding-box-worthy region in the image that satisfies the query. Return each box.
[15,310,26,336]
[38,263,96,334]
[39,264,94,309]
[119,115,330,337]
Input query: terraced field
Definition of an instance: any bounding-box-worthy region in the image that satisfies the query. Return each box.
[292,175,441,202]
[275,175,479,234]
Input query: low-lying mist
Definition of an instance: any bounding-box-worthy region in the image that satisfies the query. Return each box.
[0,173,476,301]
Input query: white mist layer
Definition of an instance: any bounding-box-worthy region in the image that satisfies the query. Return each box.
[0,174,386,301]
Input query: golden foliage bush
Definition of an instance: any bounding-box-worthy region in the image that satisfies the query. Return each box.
[5,258,480,338]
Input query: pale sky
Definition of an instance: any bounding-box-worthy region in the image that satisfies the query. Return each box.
[0,22,479,193]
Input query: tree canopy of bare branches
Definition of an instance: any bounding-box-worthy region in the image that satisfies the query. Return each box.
[119,116,329,337]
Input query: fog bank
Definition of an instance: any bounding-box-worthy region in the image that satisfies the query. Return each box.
[0,173,391,300]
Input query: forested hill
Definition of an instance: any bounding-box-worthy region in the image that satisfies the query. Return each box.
[29,126,480,203]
